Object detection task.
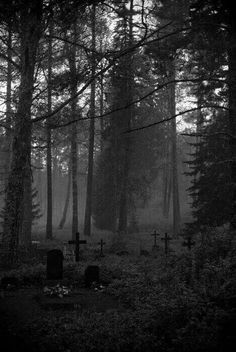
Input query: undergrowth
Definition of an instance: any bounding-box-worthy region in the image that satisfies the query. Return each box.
[1,228,236,352]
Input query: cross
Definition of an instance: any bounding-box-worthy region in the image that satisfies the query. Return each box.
[98,238,106,257]
[182,237,195,251]
[68,232,87,262]
[161,232,172,255]
[151,230,160,248]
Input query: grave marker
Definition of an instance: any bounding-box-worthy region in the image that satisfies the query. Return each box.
[151,230,160,249]
[46,249,63,280]
[182,237,195,251]
[68,232,87,262]
[161,232,172,255]
[98,239,106,257]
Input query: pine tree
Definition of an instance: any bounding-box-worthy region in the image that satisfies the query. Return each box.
[187,111,231,228]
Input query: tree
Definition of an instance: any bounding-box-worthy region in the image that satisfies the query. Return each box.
[58,165,71,229]
[2,0,43,264]
[84,3,96,237]
[46,19,53,240]
[185,0,236,232]
[186,111,231,229]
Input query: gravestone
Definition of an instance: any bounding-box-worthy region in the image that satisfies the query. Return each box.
[161,233,172,255]
[182,236,195,251]
[46,249,63,280]
[151,230,160,252]
[98,239,106,257]
[68,232,87,262]
[84,265,100,288]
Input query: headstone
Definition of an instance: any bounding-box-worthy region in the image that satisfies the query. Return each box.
[161,232,172,255]
[151,230,160,250]
[68,232,87,262]
[182,236,195,251]
[84,265,100,288]
[98,239,106,257]
[46,249,63,280]
[63,242,75,262]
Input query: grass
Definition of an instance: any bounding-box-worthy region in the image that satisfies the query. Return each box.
[0,226,235,352]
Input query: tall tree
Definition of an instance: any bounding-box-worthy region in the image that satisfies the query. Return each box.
[46,19,53,240]
[169,60,181,236]
[58,165,71,229]
[2,0,43,264]
[84,3,96,237]
[4,24,13,185]
[117,0,134,233]
[227,3,236,231]
[67,21,79,239]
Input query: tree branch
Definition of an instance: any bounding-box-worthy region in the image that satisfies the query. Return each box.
[48,78,226,129]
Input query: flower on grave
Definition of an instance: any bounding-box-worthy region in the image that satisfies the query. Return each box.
[43,284,71,298]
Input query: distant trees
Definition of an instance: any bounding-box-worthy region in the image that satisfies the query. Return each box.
[0,0,235,266]
[184,0,236,231]
[187,112,231,229]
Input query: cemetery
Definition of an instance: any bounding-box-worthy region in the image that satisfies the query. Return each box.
[0,1,235,350]
[0,228,235,352]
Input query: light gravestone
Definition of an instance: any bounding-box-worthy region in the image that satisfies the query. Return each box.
[46,249,63,280]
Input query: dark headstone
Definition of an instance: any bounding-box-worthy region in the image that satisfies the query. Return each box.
[84,265,100,288]
[140,249,150,256]
[182,237,195,251]
[46,249,63,280]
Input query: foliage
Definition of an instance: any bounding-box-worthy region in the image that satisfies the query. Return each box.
[186,112,232,228]
[2,229,235,352]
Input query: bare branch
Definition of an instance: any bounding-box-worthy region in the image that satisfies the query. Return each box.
[181,132,236,140]
[48,78,226,129]
[124,105,229,134]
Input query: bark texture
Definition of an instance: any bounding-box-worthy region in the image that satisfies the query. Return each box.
[3,1,42,265]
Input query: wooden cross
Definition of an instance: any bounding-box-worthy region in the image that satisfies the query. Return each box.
[98,238,106,257]
[161,232,172,255]
[182,237,195,251]
[151,230,160,248]
[68,232,87,262]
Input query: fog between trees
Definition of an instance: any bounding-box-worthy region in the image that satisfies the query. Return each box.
[0,0,235,265]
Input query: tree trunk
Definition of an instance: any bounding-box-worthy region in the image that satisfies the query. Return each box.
[46,20,53,240]
[99,71,104,151]
[84,4,96,237]
[2,2,42,265]
[67,22,78,240]
[4,25,13,186]
[20,168,32,248]
[169,60,181,237]
[118,0,134,233]
[58,166,71,229]
[228,16,236,231]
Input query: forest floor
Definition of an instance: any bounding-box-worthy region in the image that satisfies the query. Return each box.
[0,228,235,352]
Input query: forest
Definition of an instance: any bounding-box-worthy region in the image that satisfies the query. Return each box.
[0,0,235,351]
